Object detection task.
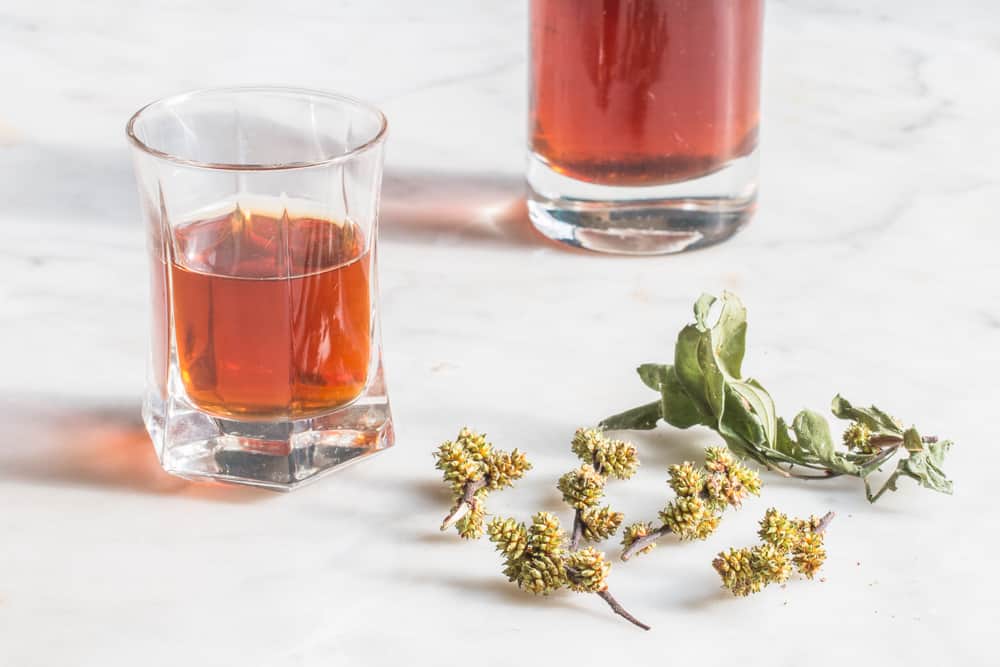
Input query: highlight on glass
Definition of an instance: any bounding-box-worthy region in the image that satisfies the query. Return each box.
[127,87,394,490]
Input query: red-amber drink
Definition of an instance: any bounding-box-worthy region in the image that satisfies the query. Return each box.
[129,87,393,489]
[527,0,764,254]
[169,209,370,420]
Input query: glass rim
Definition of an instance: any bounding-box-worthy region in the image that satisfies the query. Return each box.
[126,85,388,171]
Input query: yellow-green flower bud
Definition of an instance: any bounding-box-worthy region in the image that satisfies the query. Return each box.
[486,448,532,490]
[517,553,566,595]
[596,438,639,480]
[487,516,528,561]
[713,547,756,596]
[456,501,486,540]
[565,547,611,593]
[570,428,606,465]
[621,522,658,557]
[758,507,798,551]
[433,440,486,493]
[842,421,874,453]
[692,513,721,540]
[580,506,624,542]
[668,461,705,497]
[660,496,712,540]
[456,427,492,462]
[750,543,792,585]
[557,465,605,510]
[528,512,565,558]
[792,531,826,579]
[703,446,736,473]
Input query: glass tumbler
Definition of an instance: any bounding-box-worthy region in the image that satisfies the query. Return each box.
[528,0,764,254]
[127,87,394,490]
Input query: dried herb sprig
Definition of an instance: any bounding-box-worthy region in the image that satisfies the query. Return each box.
[434,427,531,538]
[620,447,761,560]
[562,428,637,550]
[487,512,650,630]
[713,509,834,596]
[600,292,954,503]
[436,428,649,630]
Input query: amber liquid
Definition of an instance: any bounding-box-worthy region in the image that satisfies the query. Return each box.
[530,0,763,186]
[155,208,371,420]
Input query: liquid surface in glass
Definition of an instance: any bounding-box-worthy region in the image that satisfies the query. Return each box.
[155,208,371,420]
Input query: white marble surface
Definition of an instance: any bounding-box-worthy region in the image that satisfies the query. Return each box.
[1,1,998,664]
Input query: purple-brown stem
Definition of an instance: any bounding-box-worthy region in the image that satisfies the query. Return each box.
[620,524,672,561]
[814,511,836,534]
[596,589,651,631]
[563,566,650,631]
[569,456,605,551]
[440,478,487,531]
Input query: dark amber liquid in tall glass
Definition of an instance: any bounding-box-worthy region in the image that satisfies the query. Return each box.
[158,209,371,420]
[530,0,763,186]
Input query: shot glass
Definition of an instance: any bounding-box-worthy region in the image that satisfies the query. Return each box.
[127,87,394,490]
[527,0,764,254]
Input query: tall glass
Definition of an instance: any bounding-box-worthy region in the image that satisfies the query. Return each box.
[528,0,764,254]
[127,87,394,490]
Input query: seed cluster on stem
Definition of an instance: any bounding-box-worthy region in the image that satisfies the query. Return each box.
[433,428,531,538]
[713,509,834,596]
[620,447,761,560]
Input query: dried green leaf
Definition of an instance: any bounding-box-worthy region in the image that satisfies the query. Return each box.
[637,363,670,392]
[721,385,766,448]
[660,365,707,429]
[831,395,904,436]
[599,401,661,431]
[674,325,725,418]
[709,291,748,379]
[792,410,835,462]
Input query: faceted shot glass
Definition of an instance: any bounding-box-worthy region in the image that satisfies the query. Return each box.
[127,87,394,490]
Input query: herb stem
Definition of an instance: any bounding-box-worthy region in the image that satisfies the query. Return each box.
[569,455,605,551]
[596,588,651,630]
[814,511,836,534]
[763,459,842,480]
[569,511,585,551]
[439,478,487,531]
[620,525,672,561]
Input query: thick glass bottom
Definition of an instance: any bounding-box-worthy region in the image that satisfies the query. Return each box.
[526,151,757,255]
[143,365,394,491]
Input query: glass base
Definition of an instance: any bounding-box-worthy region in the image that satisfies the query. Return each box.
[526,151,757,255]
[143,367,394,491]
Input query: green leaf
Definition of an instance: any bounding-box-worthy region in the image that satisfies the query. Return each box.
[659,366,707,429]
[773,417,804,459]
[831,395,904,435]
[730,378,776,446]
[710,292,748,379]
[902,427,923,453]
[674,325,725,418]
[792,410,836,462]
[636,364,670,392]
[897,451,953,494]
[927,439,952,467]
[697,335,726,418]
[693,293,716,329]
[720,385,766,448]
[599,401,661,431]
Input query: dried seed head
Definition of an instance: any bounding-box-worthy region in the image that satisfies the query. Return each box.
[565,547,611,593]
[621,522,658,557]
[580,506,625,542]
[557,465,606,510]
[758,508,798,551]
[668,461,705,497]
